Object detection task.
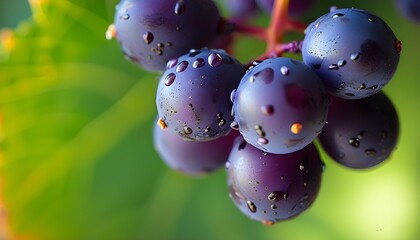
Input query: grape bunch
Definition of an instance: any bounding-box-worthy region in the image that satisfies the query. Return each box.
[107,0,401,225]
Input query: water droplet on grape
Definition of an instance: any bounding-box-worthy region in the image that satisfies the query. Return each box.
[280,66,289,75]
[254,68,274,84]
[365,149,377,156]
[167,59,178,69]
[193,58,205,68]
[230,89,236,102]
[183,126,192,135]
[337,60,346,67]
[261,105,274,115]
[164,73,176,86]
[174,0,186,15]
[358,84,366,90]
[218,119,226,127]
[350,52,360,61]
[121,13,130,20]
[176,61,188,72]
[332,13,344,19]
[291,123,303,135]
[247,201,257,213]
[299,163,305,171]
[230,121,239,130]
[208,53,223,67]
[258,137,269,145]
[268,191,281,202]
[271,204,277,210]
[349,137,360,148]
[328,64,339,70]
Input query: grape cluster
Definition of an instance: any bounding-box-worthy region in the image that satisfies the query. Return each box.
[107,0,401,225]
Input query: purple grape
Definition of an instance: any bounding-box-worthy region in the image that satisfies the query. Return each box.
[227,137,324,225]
[156,49,245,141]
[232,58,328,154]
[302,8,401,99]
[395,0,420,23]
[318,92,399,169]
[113,0,221,72]
[256,0,317,16]
[222,0,258,18]
[154,118,239,176]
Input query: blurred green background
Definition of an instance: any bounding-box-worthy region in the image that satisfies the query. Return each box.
[0,0,419,239]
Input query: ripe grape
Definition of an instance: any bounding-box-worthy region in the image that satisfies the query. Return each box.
[318,92,399,169]
[113,0,221,72]
[154,118,239,176]
[156,49,245,141]
[395,0,420,23]
[302,8,401,99]
[226,137,324,225]
[232,58,328,154]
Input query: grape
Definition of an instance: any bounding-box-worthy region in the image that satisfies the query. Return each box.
[113,0,221,72]
[222,0,258,18]
[232,58,328,154]
[318,92,399,169]
[154,118,239,176]
[302,8,401,99]
[395,0,420,23]
[256,0,317,16]
[226,137,324,225]
[156,49,245,141]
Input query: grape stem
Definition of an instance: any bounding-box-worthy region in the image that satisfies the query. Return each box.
[227,0,307,60]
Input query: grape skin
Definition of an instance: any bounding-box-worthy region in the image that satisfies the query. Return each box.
[226,137,324,225]
[318,92,400,169]
[302,8,401,99]
[232,58,328,154]
[154,119,239,176]
[113,0,221,72]
[156,49,245,141]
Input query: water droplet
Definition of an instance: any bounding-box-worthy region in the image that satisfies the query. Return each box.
[174,0,186,15]
[313,63,321,70]
[183,126,192,135]
[332,13,344,19]
[105,24,116,40]
[291,123,303,135]
[268,191,281,202]
[365,149,377,156]
[193,58,205,68]
[271,204,277,210]
[337,60,346,67]
[395,39,402,55]
[328,64,339,70]
[217,112,223,119]
[249,76,255,83]
[204,127,211,133]
[254,68,274,84]
[218,119,226,127]
[367,84,378,90]
[230,89,236,103]
[166,42,173,47]
[280,66,289,75]
[225,161,230,169]
[143,32,154,44]
[157,118,167,129]
[208,53,223,67]
[349,137,360,148]
[367,17,375,22]
[176,61,188,72]
[339,82,346,89]
[258,137,269,145]
[261,105,274,115]
[189,49,201,57]
[247,201,257,213]
[230,121,239,130]
[164,73,176,86]
[350,52,360,61]
[358,84,366,90]
[166,59,178,69]
[121,13,130,20]
[299,163,305,170]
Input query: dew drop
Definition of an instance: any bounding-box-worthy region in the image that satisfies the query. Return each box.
[291,123,303,135]
[176,61,188,72]
[258,137,269,145]
[218,119,226,127]
[230,121,239,130]
[349,137,360,148]
[164,73,176,86]
[208,53,223,67]
[193,58,205,68]
[247,201,257,213]
[261,105,274,115]
[105,24,116,40]
[204,127,211,133]
[271,204,277,210]
[174,0,186,15]
[299,163,305,171]
[183,126,193,135]
[230,89,236,102]
[225,161,230,169]
[254,68,274,84]
[280,66,289,75]
[189,49,201,57]
[143,32,154,44]
[350,52,360,61]
[337,60,346,67]
[358,84,366,90]
[268,191,281,202]
[121,13,130,20]
[313,63,321,70]
[328,64,339,70]
[339,82,346,89]
[332,13,344,18]
[365,149,377,156]
[166,59,178,69]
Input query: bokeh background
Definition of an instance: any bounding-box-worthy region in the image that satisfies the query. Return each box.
[0,0,419,239]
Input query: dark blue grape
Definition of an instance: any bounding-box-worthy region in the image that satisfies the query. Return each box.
[256,0,317,16]
[113,0,221,72]
[302,8,401,99]
[318,92,399,169]
[222,0,258,18]
[156,49,245,141]
[232,57,328,154]
[395,0,420,23]
[154,118,239,176]
[227,137,324,225]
